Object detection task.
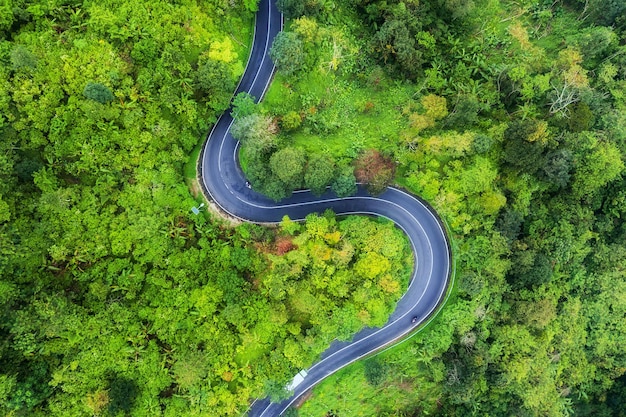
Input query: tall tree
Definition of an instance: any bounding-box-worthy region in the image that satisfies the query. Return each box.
[270,32,305,76]
[305,154,335,196]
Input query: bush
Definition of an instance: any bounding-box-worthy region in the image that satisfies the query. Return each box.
[276,0,305,19]
[281,110,302,130]
[231,114,277,157]
[107,377,139,415]
[472,134,493,154]
[231,92,258,119]
[364,357,386,386]
[194,58,235,103]
[10,46,37,71]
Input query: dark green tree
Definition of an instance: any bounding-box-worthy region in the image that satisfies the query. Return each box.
[108,377,139,415]
[5,361,51,412]
[83,82,114,104]
[588,0,626,29]
[263,177,291,201]
[502,120,546,175]
[542,149,573,189]
[231,92,258,119]
[567,102,595,133]
[507,250,553,289]
[270,147,306,190]
[444,95,481,130]
[472,134,493,154]
[331,168,357,198]
[305,154,335,196]
[276,0,305,19]
[270,32,305,76]
[195,58,235,106]
[373,19,421,78]
[364,357,386,387]
[496,208,523,245]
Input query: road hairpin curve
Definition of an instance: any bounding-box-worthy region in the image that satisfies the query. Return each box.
[198,0,452,415]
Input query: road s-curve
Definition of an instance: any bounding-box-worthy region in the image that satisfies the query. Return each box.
[197,0,452,415]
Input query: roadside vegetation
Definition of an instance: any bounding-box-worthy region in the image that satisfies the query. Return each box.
[250,0,626,415]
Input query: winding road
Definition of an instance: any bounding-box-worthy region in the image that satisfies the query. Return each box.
[198,0,452,415]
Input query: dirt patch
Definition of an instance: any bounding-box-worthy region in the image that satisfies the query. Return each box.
[275,236,298,255]
[293,389,313,408]
[188,176,243,227]
[204,200,243,227]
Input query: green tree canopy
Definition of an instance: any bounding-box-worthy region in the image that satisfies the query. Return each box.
[231,113,277,156]
[276,0,306,19]
[270,146,306,190]
[305,154,335,196]
[270,31,305,76]
[83,82,114,104]
[331,168,358,198]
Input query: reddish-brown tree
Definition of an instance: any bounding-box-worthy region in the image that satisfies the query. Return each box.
[275,236,298,255]
[354,149,395,195]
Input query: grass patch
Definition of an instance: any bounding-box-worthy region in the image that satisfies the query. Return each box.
[238,146,248,173]
[262,71,413,162]
[184,141,203,179]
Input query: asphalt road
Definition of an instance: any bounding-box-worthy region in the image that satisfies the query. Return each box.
[198,0,452,415]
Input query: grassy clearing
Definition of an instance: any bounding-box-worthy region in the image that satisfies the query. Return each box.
[262,70,414,163]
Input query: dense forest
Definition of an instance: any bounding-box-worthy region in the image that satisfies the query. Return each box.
[254,0,626,415]
[1,0,626,416]
[0,0,411,415]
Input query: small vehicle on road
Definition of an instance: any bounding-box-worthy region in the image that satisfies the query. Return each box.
[411,316,418,324]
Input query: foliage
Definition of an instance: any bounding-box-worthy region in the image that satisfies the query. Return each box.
[259,0,626,415]
[363,357,385,387]
[270,31,305,76]
[231,91,258,118]
[195,56,236,107]
[331,168,358,198]
[276,0,306,19]
[304,154,335,196]
[107,377,139,415]
[83,82,114,104]
[4,0,626,416]
[10,46,37,71]
[270,146,306,190]
[281,110,302,130]
[231,113,277,157]
[354,149,395,195]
